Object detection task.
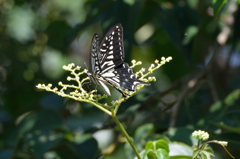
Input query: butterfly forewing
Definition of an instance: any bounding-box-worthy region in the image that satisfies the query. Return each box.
[98,24,124,74]
[90,34,100,74]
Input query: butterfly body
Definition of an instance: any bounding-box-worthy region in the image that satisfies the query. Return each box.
[87,24,150,97]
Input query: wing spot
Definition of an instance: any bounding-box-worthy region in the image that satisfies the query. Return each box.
[107,55,114,59]
[113,77,120,82]
[109,51,113,54]
[100,49,106,52]
[106,37,108,40]
[109,46,113,50]
[103,43,106,46]
[112,32,115,35]
[110,41,113,45]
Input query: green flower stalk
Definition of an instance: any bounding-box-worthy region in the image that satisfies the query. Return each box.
[36,57,172,159]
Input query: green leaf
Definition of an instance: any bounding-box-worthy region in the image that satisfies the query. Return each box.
[123,0,135,5]
[211,0,228,18]
[145,141,154,150]
[204,148,215,157]
[156,140,170,153]
[238,0,240,5]
[224,89,240,107]
[201,152,208,159]
[156,149,169,159]
[147,150,156,159]
[142,149,154,159]
[192,149,199,158]
[201,144,208,150]
[192,145,199,150]
[168,142,193,156]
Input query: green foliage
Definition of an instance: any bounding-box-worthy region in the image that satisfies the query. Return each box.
[142,140,169,159]
[212,0,228,18]
[1,0,240,158]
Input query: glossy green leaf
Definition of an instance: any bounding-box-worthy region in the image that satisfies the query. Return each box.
[192,149,199,158]
[212,0,228,17]
[147,150,156,159]
[201,144,208,150]
[156,140,170,153]
[201,152,207,159]
[204,148,215,157]
[145,141,154,150]
[168,142,193,156]
[142,149,154,159]
[156,149,169,159]
[238,0,240,5]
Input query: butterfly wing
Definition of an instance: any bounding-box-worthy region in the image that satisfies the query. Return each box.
[89,24,150,97]
[90,33,100,74]
[101,63,150,97]
[98,24,124,74]
[89,33,111,95]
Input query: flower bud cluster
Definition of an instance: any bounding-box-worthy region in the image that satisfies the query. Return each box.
[36,57,172,107]
[192,130,209,141]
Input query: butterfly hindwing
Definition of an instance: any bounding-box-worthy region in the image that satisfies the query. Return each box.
[104,63,150,91]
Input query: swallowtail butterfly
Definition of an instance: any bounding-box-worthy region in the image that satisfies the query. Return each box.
[87,24,150,97]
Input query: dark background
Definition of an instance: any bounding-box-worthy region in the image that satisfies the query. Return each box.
[0,0,240,158]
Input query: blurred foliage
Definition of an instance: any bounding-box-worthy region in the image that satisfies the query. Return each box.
[0,0,240,158]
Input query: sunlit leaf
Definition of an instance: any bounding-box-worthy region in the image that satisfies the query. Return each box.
[204,148,215,157]
[123,0,135,5]
[145,141,154,150]
[142,149,154,159]
[168,142,193,156]
[156,140,170,153]
[192,149,199,158]
[156,149,169,159]
[201,152,208,159]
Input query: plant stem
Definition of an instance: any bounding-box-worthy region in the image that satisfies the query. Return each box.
[111,114,141,159]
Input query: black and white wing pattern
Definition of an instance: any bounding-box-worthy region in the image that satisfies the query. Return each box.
[87,24,150,98]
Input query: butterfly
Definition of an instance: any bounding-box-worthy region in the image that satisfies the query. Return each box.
[86,24,150,98]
